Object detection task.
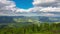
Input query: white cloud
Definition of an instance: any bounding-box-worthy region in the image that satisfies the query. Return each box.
[33,0,60,7]
[33,0,56,5]
[0,0,29,16]
[32,0,60,17]
[0,0,60,17]
[40,7,60,12]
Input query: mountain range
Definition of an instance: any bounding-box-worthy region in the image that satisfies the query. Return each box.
[0,16,60,24]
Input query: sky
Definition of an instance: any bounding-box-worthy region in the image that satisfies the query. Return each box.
[13,0,33,9]
[0,0,60,17]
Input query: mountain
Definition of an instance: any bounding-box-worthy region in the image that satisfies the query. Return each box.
[0,16,25,23]
[0,16,60,24]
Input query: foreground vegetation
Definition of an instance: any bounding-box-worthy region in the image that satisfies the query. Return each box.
[0,22,60,34]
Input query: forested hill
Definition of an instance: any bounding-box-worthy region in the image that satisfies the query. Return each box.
[0,16,60,23]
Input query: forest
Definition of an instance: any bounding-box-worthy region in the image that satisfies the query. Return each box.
[0,17,60,34]
[0,22,60,34]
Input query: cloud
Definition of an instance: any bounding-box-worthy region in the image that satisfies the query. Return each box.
[33,0,60,7]
[33,0,56,5]
[32,0,60,17]
[0,0,15,14]
[0,0,60,17]
[0,0,29,16]
[40,7,60,12]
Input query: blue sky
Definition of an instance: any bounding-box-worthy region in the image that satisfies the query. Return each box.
[13,0,33,9]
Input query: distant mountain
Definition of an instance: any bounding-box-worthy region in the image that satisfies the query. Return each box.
[0,16,60,24]
[0,16,25,23]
